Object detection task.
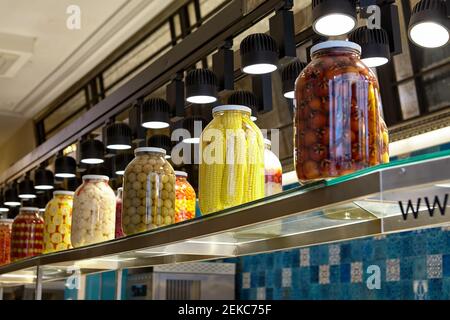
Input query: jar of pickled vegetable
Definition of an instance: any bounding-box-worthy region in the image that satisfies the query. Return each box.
[11,207,44,261]
[122,147,176,235]
[0,219,13,265]
[199,105,265,214]
[115,187,124,238]
[264,139,282,196]
[71,175,116,247]
[174,171,196,222]
[43,191,74,253]
[294,41,389,182]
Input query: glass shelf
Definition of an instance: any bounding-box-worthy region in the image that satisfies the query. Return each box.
[1,150,449,288]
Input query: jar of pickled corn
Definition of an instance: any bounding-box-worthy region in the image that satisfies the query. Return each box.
[115,187,124,238]
[11,207,44,261]
[174,171,196,223]
[294,41,389,182]
[122,147,176,235]
[264,139,282,196]
[0,219,13,265]
[71,175,116,247]
[43,191,74,253]
[199,105,265,215]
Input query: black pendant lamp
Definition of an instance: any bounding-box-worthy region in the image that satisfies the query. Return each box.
[0,189,9,212]
[349,26,390,68]
[182,116,206,144]
[312,0,357,36]
[55,155,77,178]
[141,98,171,129]
[147,135,172,158]
[408,0,449,48]
[35,192,51,213]
[106,122,132,150]
[34,167,54,190]
[80,139,105,164]
[240,33,279,75]
[4,184,20,207]
[185,69,218,104]
[281,59,307,99]
[114,152,134,176]
[227,90,259,121]
[19,175,36,199]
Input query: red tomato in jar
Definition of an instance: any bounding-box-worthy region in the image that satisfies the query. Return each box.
[304,130,318,146]
[302,160,321,180]
[309,111,327,129]
[310,144,328,162]
[320,159,338,177]
[309,97,322,111]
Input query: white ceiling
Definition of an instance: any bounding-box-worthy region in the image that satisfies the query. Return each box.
[0,0,172,146]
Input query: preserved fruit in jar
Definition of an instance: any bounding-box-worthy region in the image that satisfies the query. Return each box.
[115,187,124,238]
[0,219,12,265]
[11,207,44,261]
[294,41,389,182]
[43,191,74,253]
[71,175,116,247]
[264,139,282,196]
[199,105,265,214]
[174,171,196,222]
[122,147,176,235]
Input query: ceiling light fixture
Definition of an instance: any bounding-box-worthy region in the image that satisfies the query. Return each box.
[147,135,172,159]
[80,139,105,164]
[4,184,21,206]
[0,190,9,212]
[408,0,449,48]
[114,152,134,176]
[227,90,259,121]
[141,97,171,129]
[34,167,54,190]
[312,0,357,36]
[185,69,218,104]
[281,59,307,99]
[19,175,36,199]
[348,26,390,68]
[54,155,77,178]
[240,33,279,75]
[106,122,132,150]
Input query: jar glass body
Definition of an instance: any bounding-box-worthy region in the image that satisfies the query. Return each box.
[43,192,74,253]
[264,145,282,196]
[0,219,13,265]
[199,108,265,215]
[71,176,116,247]
[122,150,176,235]
[11,209,44,261]
[115,188,124,238]
[175,175,196,222]
[294,46,389,182]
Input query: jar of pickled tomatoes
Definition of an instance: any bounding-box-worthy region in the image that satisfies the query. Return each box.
[174,171,196,223]
[0,219,13,265]
[294,41,389,182]
[11,207,44,261]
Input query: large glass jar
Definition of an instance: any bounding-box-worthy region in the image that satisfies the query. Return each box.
[122,147,176,235]
[115,187,124,238]
[264,139,283,196]
[71,175,116,247]
[174,171,196,223]
[294,41,389,182]
[11,207,44,261]
[199,105,265,214]
[0,219,13,265]
[43,191,74,253]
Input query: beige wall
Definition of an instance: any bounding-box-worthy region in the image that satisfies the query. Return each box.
[0,120,36,174]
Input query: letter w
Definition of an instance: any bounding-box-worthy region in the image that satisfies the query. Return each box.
[424,194,448,217]
[399,198,421,220]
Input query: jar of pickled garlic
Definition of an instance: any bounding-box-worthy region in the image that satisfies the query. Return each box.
[11,207,44,261]
[71,175,116,247]
[43,191,74,253]
[115,187,124,238]
[122,147,176,235]
[264,139,282,196]
[0,219,13,265]
[199,105,265,214]
[174,171,196,223]
[294,41,389,182]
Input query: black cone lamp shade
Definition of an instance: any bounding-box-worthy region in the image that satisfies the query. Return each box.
[312,0,357,36]
[35,192,51,212]
[34,167,54,190]
[240,33,278,75]
[55,155,77,178]
[227,90,259,121]
[349,26,390,68]
[182,116,206,144]
[185,69,218,104]
[148,135,172,158]
[114,152,134,175]
[106,122,132,150]
[141,98,170,129]
[408,0,449,48]
[0,190,9,212]
[281,59,307,99]
[19,176,36,199]
[5,185,20,206]
[80,139,105,164]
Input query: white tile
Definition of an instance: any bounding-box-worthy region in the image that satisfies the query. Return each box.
[257,287,266,300]
[300,248,310,267]
[242,272,251,289]
[329,244,341,265]
[319,265,330,285]
[282,268,292,288]
[386,259,400,282]
[427,254,442,279]
[351,262,363,283]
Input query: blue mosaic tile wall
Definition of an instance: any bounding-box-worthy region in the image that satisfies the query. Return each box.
[225,227,450,300]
